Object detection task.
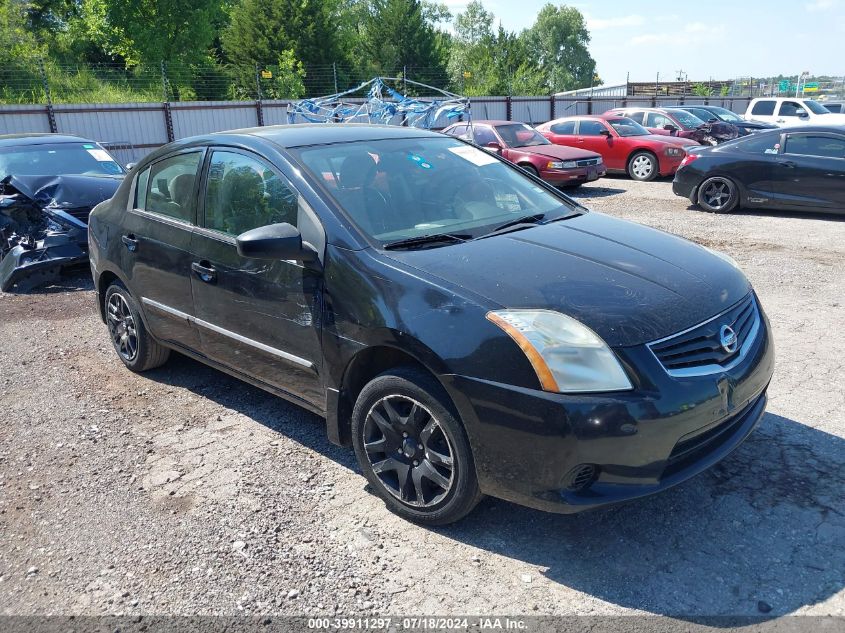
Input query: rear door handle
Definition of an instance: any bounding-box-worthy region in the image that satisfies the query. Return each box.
[121,234,138,252]
[191,261,217,283]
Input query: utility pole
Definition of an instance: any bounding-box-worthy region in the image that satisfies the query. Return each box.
[333,62,338,94]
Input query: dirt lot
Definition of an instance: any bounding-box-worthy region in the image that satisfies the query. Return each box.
[1,176,843,619]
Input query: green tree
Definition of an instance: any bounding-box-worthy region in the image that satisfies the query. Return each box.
[692,83,713,96]
[521,3,596,93]
[223,0,343,94]
[261,49,306,99]
[360,0,447,86]
[77,0,219,67]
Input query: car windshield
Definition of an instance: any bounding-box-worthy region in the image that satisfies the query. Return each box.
[706,106,743,122]
[494,124,550,147]
[0,142,124,178]
[607,118,650,136]
[803,100,830,115]
[667,110,706,129]
[292,137,576,245]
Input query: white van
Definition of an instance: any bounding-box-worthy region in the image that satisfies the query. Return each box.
[744,98,845,126]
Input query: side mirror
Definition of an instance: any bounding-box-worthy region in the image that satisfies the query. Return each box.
[236,222,318,262]
[485,141,503,153]
[599,129,612,137]
[796,110,808,118]
[125,162,136,171]
[663,124,678,132]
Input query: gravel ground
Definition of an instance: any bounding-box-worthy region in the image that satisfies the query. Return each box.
[1,176,843,620]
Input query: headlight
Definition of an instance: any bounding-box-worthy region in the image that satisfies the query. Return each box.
[702,246,741,270]
[486,310,633,393]
[664,147,684,157]
[547,160,578,169]
[595,157,603,164]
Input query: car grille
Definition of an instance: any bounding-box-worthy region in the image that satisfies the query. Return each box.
[576,158,601,167]
[648,294,759,376]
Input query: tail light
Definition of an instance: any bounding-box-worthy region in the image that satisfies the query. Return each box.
[679,153,699,169]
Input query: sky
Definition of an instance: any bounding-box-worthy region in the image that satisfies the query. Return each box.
[439,0,845,85]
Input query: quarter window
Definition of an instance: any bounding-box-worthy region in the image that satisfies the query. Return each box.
[144,152,202,222]
[550,121,576,134]
[784,135,845,158]
[751,100,776,116]
[203,151,298,236]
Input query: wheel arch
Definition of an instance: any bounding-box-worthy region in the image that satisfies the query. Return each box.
[329,343,458,447]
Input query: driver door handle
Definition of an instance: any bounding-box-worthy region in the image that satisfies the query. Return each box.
[121,234,138,252]
[779,160,797,168]
[191,261,217,283]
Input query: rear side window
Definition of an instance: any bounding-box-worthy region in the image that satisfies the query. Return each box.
[144,152,202,223]
[737,134,781,155]
[625,111,645,124]
[784,135,845,158]
[550,121,576,134]
[751,100,776,116]
[579,120,607,136]
[203,150,298,236]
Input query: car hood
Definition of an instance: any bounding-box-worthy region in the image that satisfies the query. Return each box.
[0,173,122,213]
[815,113,845,124]
[514,144,601,160]
[382,212,750,347]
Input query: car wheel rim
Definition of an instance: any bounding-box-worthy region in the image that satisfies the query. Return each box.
[362,395,455,508]
[632,156,653,178]
[703,179,732,209]
[107,293,138,362]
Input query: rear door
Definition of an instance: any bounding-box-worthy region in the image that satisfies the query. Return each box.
[121,149,204,350]
[772,132,845,210]
[545,120,578,147]
[189,147,325,407]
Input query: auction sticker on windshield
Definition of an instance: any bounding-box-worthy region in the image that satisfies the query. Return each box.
[448,145,498,166]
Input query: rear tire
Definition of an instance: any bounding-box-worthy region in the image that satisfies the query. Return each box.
[351,367,482,525]
[697,176,739,213]
[104,282,170,372]
[627,151,658,181]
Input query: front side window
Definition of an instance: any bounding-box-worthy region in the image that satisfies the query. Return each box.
[494,124,549,147]
[550,121,576,135]
[0,142,124,179]
[472,126,499,146]
[778,101,806,117]
[751,100,776,116]
[607,118,649,137]
[292,137,576,244]
[646,112,672,129]
[144,152,202,222]
[578,120,608,136]
[667,110,705,129]
[203,151,298,236]
[784,134,845,158]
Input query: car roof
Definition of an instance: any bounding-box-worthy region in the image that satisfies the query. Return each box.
[0,133,94,148]
[459,120,521,126]
[217,123,442,148]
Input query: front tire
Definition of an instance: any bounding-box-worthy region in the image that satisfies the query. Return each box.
[351,367,482,525]
[697,176,739,213]
[627,151,658,181]
[104,283,170,372]
[520,163,540,178]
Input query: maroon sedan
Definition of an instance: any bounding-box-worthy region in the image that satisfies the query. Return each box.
[441,120,606,188]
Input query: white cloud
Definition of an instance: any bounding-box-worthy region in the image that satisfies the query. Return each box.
[630,22,726,46]
[806,0,839,11]
[585,14,645,30]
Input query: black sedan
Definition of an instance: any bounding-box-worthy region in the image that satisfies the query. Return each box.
[673,126,845,213]
[675,105,778,136]
[88,124,774,525]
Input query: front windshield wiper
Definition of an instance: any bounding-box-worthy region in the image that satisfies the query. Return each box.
[474,213,546,239]
[383,233,472,250]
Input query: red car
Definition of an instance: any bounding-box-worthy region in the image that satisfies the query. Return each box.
[603,107,739,145]
[441,120,606,188]
[536,116,698,181]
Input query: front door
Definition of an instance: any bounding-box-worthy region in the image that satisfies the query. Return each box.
[773,132,845,210]
[189,148,325,408]
[121,149,204,350]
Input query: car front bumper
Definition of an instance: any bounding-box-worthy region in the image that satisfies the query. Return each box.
[441,303,775,514]
[541,163,607,186]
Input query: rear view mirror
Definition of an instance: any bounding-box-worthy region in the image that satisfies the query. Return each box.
[236,222,318,262]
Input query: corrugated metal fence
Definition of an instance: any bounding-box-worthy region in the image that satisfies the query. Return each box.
[0,96,754,165]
